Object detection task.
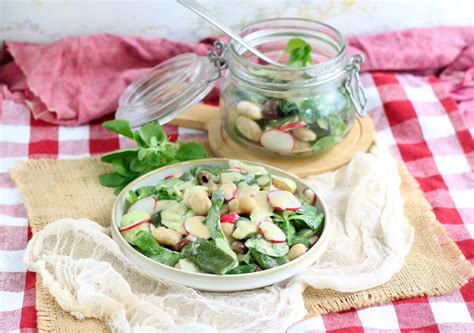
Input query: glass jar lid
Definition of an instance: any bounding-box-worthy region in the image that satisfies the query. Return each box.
[116,53,217,127]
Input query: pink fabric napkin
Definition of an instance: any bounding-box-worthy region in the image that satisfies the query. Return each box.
[1,27,473,126]
[0,34,213,125]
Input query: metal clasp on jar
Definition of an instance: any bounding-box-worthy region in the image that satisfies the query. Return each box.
[344,54,368,117]
[207,40,228,82]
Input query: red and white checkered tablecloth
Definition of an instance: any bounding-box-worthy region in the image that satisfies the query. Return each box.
[0,71,473,332]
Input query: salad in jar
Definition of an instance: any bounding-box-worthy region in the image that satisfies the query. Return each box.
[221,38,356,156]
[118,160,324,275]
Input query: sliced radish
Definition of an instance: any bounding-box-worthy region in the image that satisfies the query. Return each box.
[303,188,317,204]
[184,216,211,239]
[258,220,286,243]
[279,121,307,131]
[220,212,239,224]
[128,197,156,214]
[220,182,237,201]
[225,167,247,174]
[260,129,295,154]
[309,234,320,245]
[268,190,301,211]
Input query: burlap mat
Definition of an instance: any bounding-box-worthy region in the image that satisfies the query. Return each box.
[10,153,473,332]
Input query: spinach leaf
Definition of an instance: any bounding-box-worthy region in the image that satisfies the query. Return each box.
[101,148,138,163]
[313,136,338,152]
[226,263,257,274]
[134,231,181,267]
[176,143,208,161]
[126,186,156,205]
[138,122,167,146]
[245,235,289,257]
[285,38,312,67]
[328,112,347,137]
[111,158,137,177]
[98,119,208,194]
[278,99,299,117]
[288,202,325,232]
[250,250,288,270]
[155,178,184,200]
[99,172,128,187]
[299,98,322,124]
[182,239,238,275]
[102,119,134,139]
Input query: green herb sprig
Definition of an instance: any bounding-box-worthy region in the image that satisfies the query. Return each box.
[285,38,313,67]
[99,119,208,194]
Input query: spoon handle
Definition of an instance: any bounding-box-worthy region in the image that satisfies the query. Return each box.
[177,0,284,67]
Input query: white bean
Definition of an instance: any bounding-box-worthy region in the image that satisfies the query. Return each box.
[288,244,308,261]
[238,195,257,214]
[152,227,182,248]
[187,192,212,216]
[237,101,263,120]
[221,223,235,239]
[235,116,262,142]
[291,127,317,142]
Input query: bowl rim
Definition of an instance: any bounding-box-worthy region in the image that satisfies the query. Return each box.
[111,158,330,279]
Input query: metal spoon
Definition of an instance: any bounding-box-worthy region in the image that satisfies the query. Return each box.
[177,0,286,67]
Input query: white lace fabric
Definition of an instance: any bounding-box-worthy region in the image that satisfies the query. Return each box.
[24,146,415,332]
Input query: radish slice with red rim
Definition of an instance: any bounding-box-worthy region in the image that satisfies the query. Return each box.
[128,197,156,214]
[260,129,295,154]
[220,213,239,224]
[268,190,301,211]
[220,182,237,202]
[184,216,211,239]
[225,167,247,174]
[258,220,286,243]
[303,188,317,204]
[119,216,151,233]
[279,121,307,132]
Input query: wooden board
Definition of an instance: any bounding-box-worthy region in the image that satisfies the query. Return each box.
[170,103,375,177]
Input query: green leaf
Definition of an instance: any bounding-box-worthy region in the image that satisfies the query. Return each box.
[288,202,325,231]
[313,136,337,152]
[138,122,167,146]
[111,159,136,177]
[250,249,288,270]
[285,38,312,67]
[328,112,347,137]
[134,131,148,148]
[134,230,181,267]
[149,136,159,147]
[129,156,147,173]
[245,235,289,257]
[138,148,148,161]
[299,98,322,124]
[176,143,208,161]
[278,99,299,117]
[99,172,128,187]
[102,119,134,139]
[182,239,238,274]
[101,148,138,163]
[226,263,257,274]
[146,151,162,167]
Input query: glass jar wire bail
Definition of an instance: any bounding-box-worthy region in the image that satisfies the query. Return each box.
[207,40,228,82]
[344,54,367,117]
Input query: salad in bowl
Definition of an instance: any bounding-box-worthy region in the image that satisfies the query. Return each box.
[111,159,329,291]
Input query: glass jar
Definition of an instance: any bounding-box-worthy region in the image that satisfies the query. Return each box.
[220,18,366,157]
[115,18,366,158]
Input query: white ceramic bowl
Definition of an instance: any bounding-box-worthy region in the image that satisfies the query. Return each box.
[111,158,330,292]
